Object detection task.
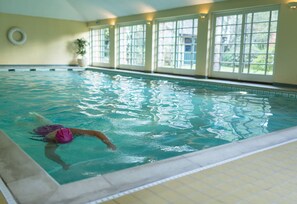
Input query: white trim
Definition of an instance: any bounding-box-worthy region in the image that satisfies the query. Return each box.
[211,4,280,16]
[116,20,147,27]
[0,178,17,204]
[116,64,146,71]
[155,67,196,75]
[155,14,199,22]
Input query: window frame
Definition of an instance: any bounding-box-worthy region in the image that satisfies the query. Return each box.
[210,5,280,83]
[90,26,110,66]
[155,15,199,75]
[117,22,146,70]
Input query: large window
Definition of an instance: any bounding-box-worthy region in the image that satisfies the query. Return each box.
[157,17,198,70]
[118,24,146,67]
[212,7,279,80]
[90,27,110,64]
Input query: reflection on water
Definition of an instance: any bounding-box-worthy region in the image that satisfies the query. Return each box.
[1,70,297,184]
[80,71,275,143]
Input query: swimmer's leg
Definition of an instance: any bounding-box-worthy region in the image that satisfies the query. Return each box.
[29,112,53,126]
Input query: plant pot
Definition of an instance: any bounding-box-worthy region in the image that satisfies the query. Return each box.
[77,58,88,67]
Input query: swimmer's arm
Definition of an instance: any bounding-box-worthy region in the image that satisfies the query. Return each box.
[69,128,116,150]
[45,143,70,170]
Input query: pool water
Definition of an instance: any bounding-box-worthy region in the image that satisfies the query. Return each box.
[1,70,297,184]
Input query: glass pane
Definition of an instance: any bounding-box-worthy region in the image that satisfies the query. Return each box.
[250,54,266,64]
[271,10,278,21]
[220,63,235,72]
[252,33,268,43]
[242,64,249,73]
[270,22,278,32]
[250,64,265,74]
[213,62,220,71]
[213,54,221,62]
[267,54,274,63]
[221,53,235,62]
[215,36,222,44]
[252,22,269,33]
[245,23,252,33]
[266,65,273,75]
[246,13,252,23]
[216,17,223,26]
[235,45,241,54]
[253,11,270,22]
[251,44,267,54]
[243,54,250,63]
[268,43,275,53]
[223,15,238,25]
[222,25,237,35]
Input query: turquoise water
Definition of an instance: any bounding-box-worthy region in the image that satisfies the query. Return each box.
[1,70,297,184]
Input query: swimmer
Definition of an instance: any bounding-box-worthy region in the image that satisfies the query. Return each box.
[28,112,116,170]
[30,112,116,150]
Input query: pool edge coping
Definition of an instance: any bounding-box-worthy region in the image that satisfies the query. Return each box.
[1,126,297,204]
[87,67,297,93]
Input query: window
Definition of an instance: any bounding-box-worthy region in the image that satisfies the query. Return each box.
[212,7,278,78]
[243,10,278,75]
[157,18,198,70]
[90,27,110,64]
[118,24,146,66]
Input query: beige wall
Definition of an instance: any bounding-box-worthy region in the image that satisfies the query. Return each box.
[0,13,88,65]
[88,0,297,85]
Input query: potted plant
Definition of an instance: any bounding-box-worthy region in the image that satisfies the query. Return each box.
[75,38,88,67]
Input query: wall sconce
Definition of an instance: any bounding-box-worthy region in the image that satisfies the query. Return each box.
[288,1,297,9]
[110,22,115,28]
[199,13,208,19]
[95,20,100,25]
[147,21,152,25]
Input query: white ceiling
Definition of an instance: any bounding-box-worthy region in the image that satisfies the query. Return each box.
[0,0,226,22]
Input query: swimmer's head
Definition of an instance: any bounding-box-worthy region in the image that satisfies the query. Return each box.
[55,128,73,143]
[45,128,73,144]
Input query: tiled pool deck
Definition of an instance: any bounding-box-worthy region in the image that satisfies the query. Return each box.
[1,67,297,203]
[100,139,297,204]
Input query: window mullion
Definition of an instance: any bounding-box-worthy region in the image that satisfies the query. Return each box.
[90,29,94,65]
[156,23,159,69]
[99,29,102,62]
[191,19,194,69]
[247,13,254,74]
[264,11,272,75]
[143,25,145,65]
[233,16,238,73]
[174,21,178,69]
[238,14,245,75]
[131,26,134,65]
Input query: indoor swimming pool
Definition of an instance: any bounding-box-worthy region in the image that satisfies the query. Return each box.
[1,69,297,185]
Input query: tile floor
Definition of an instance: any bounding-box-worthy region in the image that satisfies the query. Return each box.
[1,140,297,204]
[101,141,297,204]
